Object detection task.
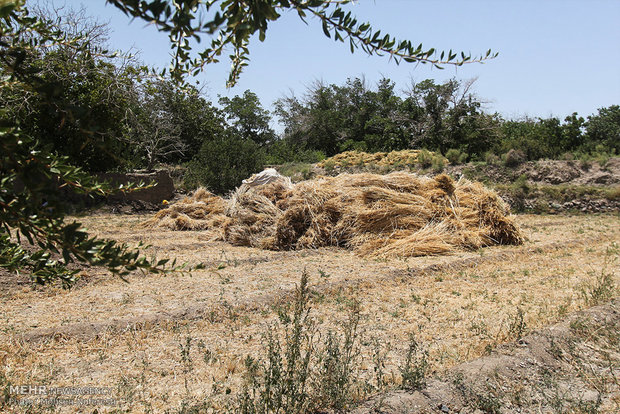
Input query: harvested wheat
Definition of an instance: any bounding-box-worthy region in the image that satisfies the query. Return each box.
[141,187,228,231]
[316,149,445,168]
[144,172,524,257]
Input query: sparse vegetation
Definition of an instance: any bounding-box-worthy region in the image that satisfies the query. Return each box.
[399,333,429,390]
[579,242,618,307]
[2,213,618,412]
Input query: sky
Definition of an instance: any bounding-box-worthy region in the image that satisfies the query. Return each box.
[52,0,619,127]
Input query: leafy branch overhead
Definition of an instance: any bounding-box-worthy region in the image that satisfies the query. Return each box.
[0,1,201,285]
[107,0,497,86]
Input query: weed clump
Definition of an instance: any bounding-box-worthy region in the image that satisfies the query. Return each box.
[237,271,363,413]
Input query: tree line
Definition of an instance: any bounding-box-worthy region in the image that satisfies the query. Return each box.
[1,0,616,285]
[3,7,617,197]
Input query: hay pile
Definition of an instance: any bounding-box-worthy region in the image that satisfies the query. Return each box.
[145,172,525,257]
[142,188,228,231]
[316,150,444,168]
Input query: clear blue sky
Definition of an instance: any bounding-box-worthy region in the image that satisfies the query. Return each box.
[54,0,619,126]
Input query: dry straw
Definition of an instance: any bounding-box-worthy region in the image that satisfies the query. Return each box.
[143,172,524,257]
[316,149,444,168]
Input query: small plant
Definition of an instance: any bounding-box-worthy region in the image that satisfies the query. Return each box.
[417,149,433,169]
[323,159,336,173]
[372,338,389,391]
[314,300,362,411]
[431,155,445,172]
[579,242,618,307]
[238,270,315,413]
[445,148,468,165]
[179,335,194,394]
[485,151,500,165]
[237,270,366,413]
[399,332,428,390]
[507,306,527,340]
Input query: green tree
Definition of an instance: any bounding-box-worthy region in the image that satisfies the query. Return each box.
[0,12,138,172]
[156,81,227,164]
[125,78,186,170]
[0,1,194,285]
[184,132,266,194]
[585,105,620,153]
[561,112,585,152]
[219,90,276,146]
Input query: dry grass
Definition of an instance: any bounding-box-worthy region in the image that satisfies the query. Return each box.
[0,213,618,412]
[316,150,442,168]
[142,187,228,232]
[144,172,524,258]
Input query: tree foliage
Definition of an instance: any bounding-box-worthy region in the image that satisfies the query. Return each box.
[107,0,496,86]
[184,132,266,194]
[0,1,198,285]
[219,89,276,146]
[275,76,618,161]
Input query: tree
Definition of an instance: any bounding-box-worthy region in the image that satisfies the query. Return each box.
[184,132,266,194]
[125,78,186,170]
[0,1,148,172]
[219,90,276,146]
[0,1,194,285]
[585,105,620,153]
[560,112,585,153]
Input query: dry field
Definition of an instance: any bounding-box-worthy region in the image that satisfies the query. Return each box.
[0,212,618,412]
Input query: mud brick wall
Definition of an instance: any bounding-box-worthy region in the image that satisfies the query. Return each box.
[100,171,175,204]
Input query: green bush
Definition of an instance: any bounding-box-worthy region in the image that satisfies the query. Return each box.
[484,151,500,166]
[278,163,314,182]
[417,149,433,168]
[184,134,266,194]
[446,148,468,165]
[238,271,362,413]
[323,159,336,173]
[265,140,325,165]
[503,149,527,167]
[431,155,445,172]
[399,333,428,390]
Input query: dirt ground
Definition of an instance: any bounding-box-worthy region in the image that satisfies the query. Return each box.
[0,213,618,413]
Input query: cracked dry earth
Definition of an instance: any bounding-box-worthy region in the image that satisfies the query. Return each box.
[0,213,618,413]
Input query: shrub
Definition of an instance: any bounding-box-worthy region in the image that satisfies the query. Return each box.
[579,242,618,306]
[484,151,500,166]
[446,149,467,165]
[417,149,433,168]
[323,159,336,173]
[238,271,363,413]
[504,149,527,167]
[184,135,265,194]
[431,155,445,172]
[399,333,428,390]
[561,152,575,161]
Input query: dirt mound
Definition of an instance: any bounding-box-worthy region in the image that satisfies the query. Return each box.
[144,172,524,257]
[519,158,620,186]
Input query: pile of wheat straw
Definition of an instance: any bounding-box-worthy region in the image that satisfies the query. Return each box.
[142,188,228,231]
[316,149,444,168]
[144,172,524,257]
